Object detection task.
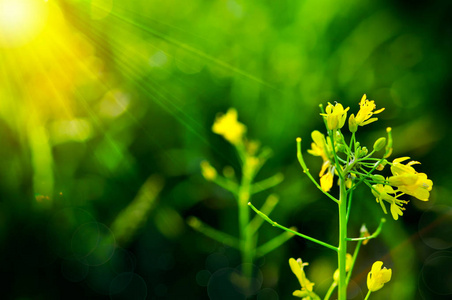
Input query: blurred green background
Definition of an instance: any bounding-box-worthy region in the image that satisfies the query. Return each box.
[0,0,451,299]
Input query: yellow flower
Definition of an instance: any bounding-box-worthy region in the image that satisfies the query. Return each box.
[212,108,246,145]
[289,258,319,300]
[349,94,384,127]
[333,253,353,282]
[371,183,407,220]
[307,131,335,192]
[320,169,334,192]
[200,161,217,181]
[388,157,433,201]
[367,261,392,292]
[321,102,349,130]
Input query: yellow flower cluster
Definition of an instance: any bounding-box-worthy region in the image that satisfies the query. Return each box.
[308,94,433,221]
[372,157,433,220]
[212,108,246,145]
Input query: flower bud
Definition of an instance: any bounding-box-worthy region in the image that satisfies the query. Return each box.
[384,127,393,158]
[371,174,385,183]
[360,147,368,156]
[373,137,386,151]
[349,114,358,133]
[200,161,217,181]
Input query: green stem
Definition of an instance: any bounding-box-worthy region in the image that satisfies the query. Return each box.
[346,238,363,286]
[337,179,348,300]
[187,216,240,249]
[250,173,284,194]
[212,176,239,195]
[323,281,337,300]
[255,229,295,257]
[346,187,353,223]
[247,194,279,235]
[248,202,338,252]
[364,290,372,300]
[238,158,255,280]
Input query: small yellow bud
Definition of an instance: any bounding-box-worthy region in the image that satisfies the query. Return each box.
[349,114,358,133]
[373,137,386,151]
[200,161,217,181]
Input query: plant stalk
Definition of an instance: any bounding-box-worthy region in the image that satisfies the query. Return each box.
[337,178,348,300]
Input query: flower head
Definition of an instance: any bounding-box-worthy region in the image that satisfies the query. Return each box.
[321,102,349,130]
[212,108,246,145]
[349,94,384,128]
[388,157,433,201]
[367,261,392,292]
[289,258,319,299]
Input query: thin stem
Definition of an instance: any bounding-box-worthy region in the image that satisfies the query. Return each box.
[187,216,240,249]
[238,156,256,279]
[346,218,386,241]
[248,202,338,252]
[346,235,364,286]
[250,173,284,194]
[346,186,353,223]
[296,138,339,204]
[247,194,279,235]
[350,157,385,191]
[212,176,239,195]
[255,229,295,257]
[364,290,372,300]
[337,179,348,300]
[348,132,356,163]
[323,281,337,300]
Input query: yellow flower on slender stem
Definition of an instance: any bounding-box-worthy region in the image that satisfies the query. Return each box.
[289,258,319,299]
[320,102,349,130]
[212,108,247,145]
[349,94,385,128]
[367,261,392,292]
[307,131,335,192]
[388,157,433,201]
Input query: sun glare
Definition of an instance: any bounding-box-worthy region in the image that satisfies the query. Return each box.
[0,0,48,47]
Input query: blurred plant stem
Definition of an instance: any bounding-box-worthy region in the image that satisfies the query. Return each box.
[193,109,291,296]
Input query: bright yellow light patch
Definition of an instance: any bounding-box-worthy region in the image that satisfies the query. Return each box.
[0,0,48,47]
